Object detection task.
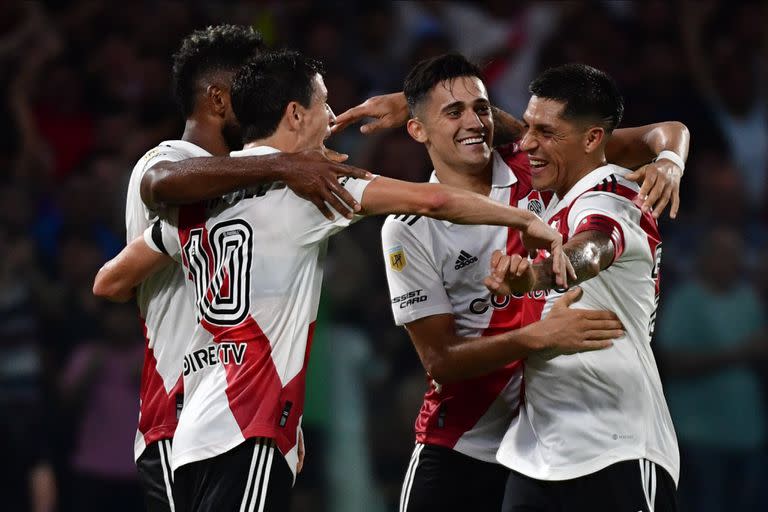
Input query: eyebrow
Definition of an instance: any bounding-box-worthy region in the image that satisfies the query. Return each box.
[440,99,490,113]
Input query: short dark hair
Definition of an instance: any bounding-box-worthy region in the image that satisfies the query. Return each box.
[231,50,325,143]
[172,25,265,117]
[403,53,485,116]
[528,63,624,133]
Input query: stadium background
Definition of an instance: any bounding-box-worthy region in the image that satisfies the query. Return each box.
[1,1,766,511]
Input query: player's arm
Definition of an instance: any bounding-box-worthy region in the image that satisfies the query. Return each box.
[93,236,173,302]
[332,92,526,148]
[141,148,373,220]
[362,176,575,287]
[485,230,615,296]
[406,288,622,383]
[608,122,690,219]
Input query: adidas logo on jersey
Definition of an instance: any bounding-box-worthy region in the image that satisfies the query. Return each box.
[454,250,478,270]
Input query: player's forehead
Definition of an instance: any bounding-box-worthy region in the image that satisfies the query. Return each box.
[311,73,327,101]
[426,75,488,110]
[523,95,565,125]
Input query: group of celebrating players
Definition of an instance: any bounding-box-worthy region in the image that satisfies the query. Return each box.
[92,24,689,512]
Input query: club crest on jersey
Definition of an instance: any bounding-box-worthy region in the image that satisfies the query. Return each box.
[527,198,543,216]
[388,245,407,272]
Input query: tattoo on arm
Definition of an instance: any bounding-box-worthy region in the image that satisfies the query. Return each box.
[532,231,615,290]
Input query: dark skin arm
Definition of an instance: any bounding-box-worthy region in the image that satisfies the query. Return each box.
[405,287,622,384]
[485,230,615,295]
[141,148,373,220]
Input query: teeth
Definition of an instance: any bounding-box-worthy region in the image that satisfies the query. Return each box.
[529,159,546,167]
[460,137,484,145]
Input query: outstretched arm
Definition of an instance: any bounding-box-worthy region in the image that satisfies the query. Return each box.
[406,288,621,383]
[608,121,690,218]
[93,236,173,302]
[332,92,525,146]
[361,176,575,288]
[141,148,372,220]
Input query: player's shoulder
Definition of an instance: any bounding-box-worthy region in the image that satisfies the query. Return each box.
[578,167,640,207]
[382,213,430,241]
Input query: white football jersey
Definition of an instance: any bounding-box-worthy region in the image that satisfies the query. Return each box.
[382,147,549,463]
[144,145,373,476]
[126,140,209,460]
[497,164,679,484]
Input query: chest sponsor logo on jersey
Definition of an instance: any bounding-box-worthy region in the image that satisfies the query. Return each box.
[469,290,548,315]
[387,245,407,272]
[391,289,427,308]
[454,250,478,270]
[182,342,247,376]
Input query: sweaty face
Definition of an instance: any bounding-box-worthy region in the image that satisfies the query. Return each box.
[416,76,493,172]
[299,73,334,150]
[519,96,589,197]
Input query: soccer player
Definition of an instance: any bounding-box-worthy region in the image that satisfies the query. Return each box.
[95,49,574,512]
[379,54,688,512]
[126,25,370,512]
[485,64,680,512]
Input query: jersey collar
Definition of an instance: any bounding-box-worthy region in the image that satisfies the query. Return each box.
[428,150,518,189]
[230,145,281,157]
[545,163,627,219]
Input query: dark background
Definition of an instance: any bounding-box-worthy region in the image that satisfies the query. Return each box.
[1,2,766,511]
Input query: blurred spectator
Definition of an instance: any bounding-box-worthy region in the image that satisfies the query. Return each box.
[656,227,768,512]
[0,225,57,512]
[681,0,768,211]
[0,2,766,510]
[59,302,144,512]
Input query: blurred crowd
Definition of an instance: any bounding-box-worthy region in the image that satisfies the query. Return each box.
[1,1,766,511]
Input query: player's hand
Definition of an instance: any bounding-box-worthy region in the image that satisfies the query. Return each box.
[332,92,409,135]
[297,428,305,474]
[521,218,576,288]
[282,149,373,220]
[537,287,624,357]
[484,251,535,296]
[625,160,682,219]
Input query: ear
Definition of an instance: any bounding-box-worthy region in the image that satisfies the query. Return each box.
[285,101,302,131]
[407,118,428,143]
[207,85,228,117]
[584,126,605,154]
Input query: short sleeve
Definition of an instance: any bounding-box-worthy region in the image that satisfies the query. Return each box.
[381,219,453,325]
[288,175,378,245]
[568,192,634,263]
[143,209,182,261]
[126,146,190,240]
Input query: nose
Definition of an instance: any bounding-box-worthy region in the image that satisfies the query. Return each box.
[326,104,336,126]
[519,130,536,152]
[464,109,484,130]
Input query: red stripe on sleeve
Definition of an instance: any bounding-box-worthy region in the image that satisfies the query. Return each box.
[574,214,625,262]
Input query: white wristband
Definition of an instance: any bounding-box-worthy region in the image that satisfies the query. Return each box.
[654,150,685,173]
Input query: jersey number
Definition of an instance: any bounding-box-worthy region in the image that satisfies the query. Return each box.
[648,243,662,337]
[183,220,253,326]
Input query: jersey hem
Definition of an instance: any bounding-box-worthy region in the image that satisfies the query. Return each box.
[416,433,499,464]
[134,426,177,461]
[496,450,679,486]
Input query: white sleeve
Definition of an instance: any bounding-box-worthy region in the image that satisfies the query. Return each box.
[125,146,190,240]
[288,175,378,245]
[567,191,636,260]
[381,219,453,326]
[143,208,182,262]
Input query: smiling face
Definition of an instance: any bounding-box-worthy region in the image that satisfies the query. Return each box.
[520,95,605,197]
[408,75,494,174]
[296,73,335,151]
